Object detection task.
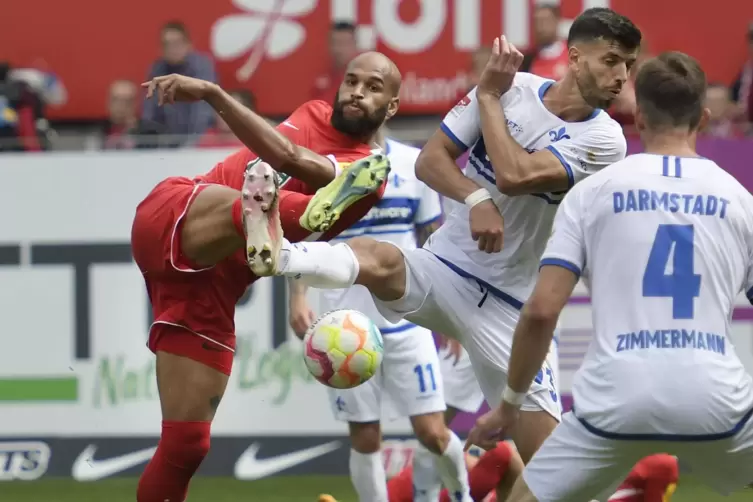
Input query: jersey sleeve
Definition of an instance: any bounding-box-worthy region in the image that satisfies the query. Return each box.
[439,87,482,152]
[540,185,587,277]
[415,180,443,226]
[546,121,627,187]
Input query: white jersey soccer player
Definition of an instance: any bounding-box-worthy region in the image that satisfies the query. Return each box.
[273,8,642,481]
[478,52,753,502]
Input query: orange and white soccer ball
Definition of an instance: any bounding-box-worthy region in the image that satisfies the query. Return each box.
[303,309,384,389]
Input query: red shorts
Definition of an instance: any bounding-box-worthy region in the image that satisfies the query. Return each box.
[132,177,250,376]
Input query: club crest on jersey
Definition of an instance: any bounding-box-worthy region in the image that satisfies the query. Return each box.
[450,95,471,117]
[548,127,570,142]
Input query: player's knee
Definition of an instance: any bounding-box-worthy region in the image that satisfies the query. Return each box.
[412,414,450,455]
[161,421,212,470]
[349,422,381,454]
[348,238,405,297]
[181,185,244,266]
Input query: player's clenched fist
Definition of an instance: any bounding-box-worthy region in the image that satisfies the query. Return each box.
[470,200,504,253]
[141,74,217,106]
[477,35,524,99]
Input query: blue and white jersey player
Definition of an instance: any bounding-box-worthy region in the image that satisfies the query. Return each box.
[288,137,476,502]
[477,52,753,502]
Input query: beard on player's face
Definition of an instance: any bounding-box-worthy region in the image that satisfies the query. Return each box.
[330,94,388,138]
[576,62,619,110]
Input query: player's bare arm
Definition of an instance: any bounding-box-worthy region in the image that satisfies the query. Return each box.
[288,278,314,339]
[415,131,483,204]
[143,74,335,187]
[476,37,572,196]
[417,128,505,254]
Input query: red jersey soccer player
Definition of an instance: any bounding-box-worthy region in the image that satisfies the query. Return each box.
[131,52,402,502]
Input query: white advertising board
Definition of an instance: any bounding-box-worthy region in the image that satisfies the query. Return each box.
[1,150,752,438]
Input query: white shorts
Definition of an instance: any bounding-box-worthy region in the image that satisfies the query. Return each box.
[328,324,447,423]
[374,249,561,420]
[438,344,485,413]
[523,412,753,501]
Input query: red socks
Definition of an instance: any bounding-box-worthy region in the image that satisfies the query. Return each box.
[439,443,512,502]
[136,421,211,502]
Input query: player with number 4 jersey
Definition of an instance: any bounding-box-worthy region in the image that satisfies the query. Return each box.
[471,52,753,501]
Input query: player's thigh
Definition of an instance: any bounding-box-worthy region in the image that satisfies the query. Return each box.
[132,177,211,274]
[676,416,753,494]
[439,344,485,414]
[328,371,383,424]
[522,414,642,502]
[382,327,447,419]
[372,249,477,341]
[155,349,230,422]
[180,184,246,266]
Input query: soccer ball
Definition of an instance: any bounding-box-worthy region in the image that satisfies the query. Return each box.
[303,309,384,389]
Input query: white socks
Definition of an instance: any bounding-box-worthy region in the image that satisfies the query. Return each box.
[349,449,388,502]
[433,432,473,502]
[412,444,442,502]
[278,239,359,289]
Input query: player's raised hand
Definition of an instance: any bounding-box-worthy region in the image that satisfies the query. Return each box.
[142,74,216,106]
[477,35,524,99]
[464,402,519,452]
[470,200,504,253]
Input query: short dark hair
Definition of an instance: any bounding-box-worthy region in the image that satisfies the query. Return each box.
[331,21,356,34]
[634,52,707,130]
[535,3,561,18]
[567,8,641,50]
[162,21,190,40]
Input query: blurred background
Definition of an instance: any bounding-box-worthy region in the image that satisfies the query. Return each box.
[2,0,753,501]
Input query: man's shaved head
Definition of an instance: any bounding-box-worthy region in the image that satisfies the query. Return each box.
[331,52,402,139]
[346,51,402,95]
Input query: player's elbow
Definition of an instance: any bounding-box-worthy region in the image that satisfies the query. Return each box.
[414,148,434,184]
[522,296,560,328]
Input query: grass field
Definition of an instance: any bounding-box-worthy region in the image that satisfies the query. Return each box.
[2,476,751,502]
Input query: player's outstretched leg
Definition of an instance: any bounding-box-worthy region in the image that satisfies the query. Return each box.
[607,455,678,502]
[299,153,390,232]
[178,154,387,272]
[275,236,407,300]
[136,350,229,502]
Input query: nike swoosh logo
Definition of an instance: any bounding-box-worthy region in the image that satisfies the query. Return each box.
[234,441,340,480]
[282,121,299,130]
[72,444,156,481]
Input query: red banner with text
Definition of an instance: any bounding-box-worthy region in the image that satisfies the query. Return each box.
[1,0,751,119]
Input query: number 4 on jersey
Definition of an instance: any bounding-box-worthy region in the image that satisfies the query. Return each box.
[642,224,701,319]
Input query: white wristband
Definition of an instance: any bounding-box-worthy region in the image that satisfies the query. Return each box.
[464,188,492,209]
[502,386,526,407]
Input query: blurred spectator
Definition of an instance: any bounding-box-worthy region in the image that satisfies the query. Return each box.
[732,23,753,127]
[467,46,492,91]
[703,83,744,138]
[520,4,568,80]
[0,61,50,152]
[198,89,257,148]
[142,21,217,142]
[102,80,165,150]
[310,21,359,102]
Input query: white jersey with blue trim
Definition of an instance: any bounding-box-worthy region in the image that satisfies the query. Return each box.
[427,73,626,308]
[542,153,753,437]
[322,139,443,332]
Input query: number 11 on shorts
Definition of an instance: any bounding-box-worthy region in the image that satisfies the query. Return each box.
[414,364,436,393]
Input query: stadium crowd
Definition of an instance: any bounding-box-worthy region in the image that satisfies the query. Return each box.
[1,5,753,153]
